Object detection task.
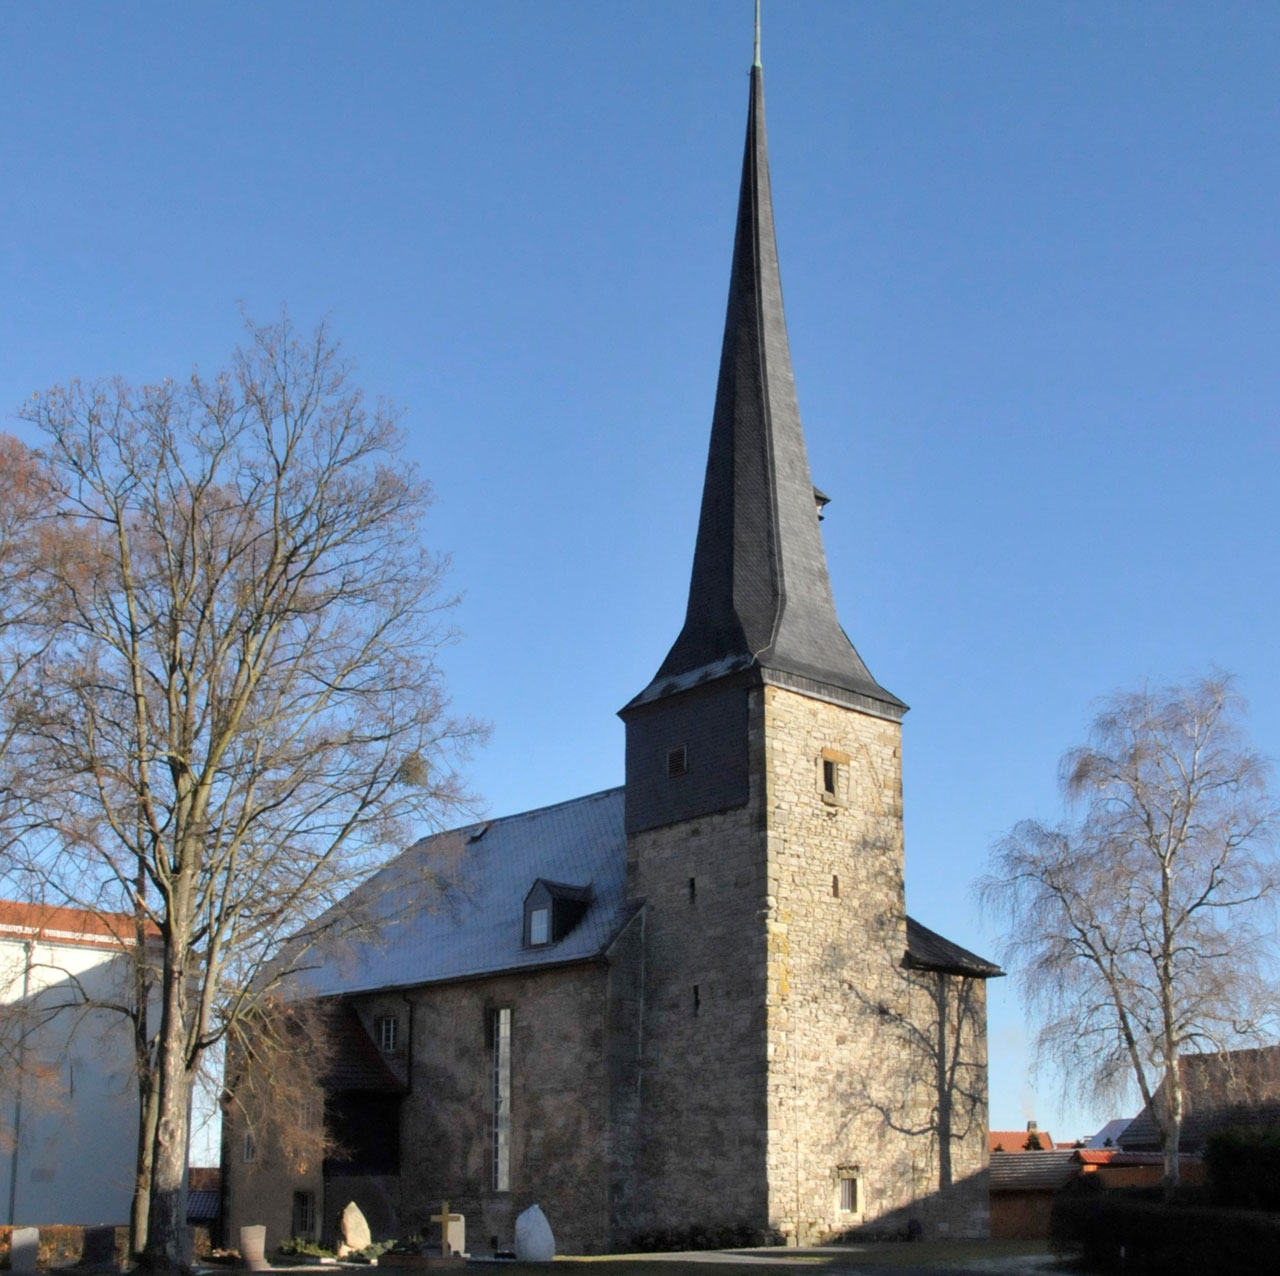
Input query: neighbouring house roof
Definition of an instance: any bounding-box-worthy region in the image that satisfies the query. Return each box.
[1074,1149,1188,1168]
[284,787,994,1001]
[187,1190,220,1224]
[1086,1117,1133,1149]
[0,899,160,950]
[991,1128,1055,1153]
[988,1149,1080,1192]
[904,917,1003,978]
[1120,1045,1280,1152]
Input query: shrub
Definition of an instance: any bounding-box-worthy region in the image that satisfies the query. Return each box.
[1051,1187,1280,1275]
[1203,1124,1280,1210]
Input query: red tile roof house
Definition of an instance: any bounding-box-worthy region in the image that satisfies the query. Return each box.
[990,1122,1055,1153]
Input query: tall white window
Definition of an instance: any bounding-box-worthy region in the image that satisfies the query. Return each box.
[837,1171,860,1214]
[491,1007,511,1191]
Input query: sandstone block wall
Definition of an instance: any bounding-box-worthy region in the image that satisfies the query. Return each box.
[761,685,915,1241]
[227,963,614,1257]
[622,692,771,1240]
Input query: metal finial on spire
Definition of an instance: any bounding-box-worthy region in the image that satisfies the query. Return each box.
[753,0,762,68]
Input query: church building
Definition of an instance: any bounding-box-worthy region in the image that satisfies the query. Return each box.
[224,31,1000,1256]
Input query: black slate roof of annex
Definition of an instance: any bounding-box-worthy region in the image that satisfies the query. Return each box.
[905,916,1004,979]
[626,60,903,721]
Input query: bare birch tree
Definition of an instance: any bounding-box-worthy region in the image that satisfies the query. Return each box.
[979,675,1277,1197]
[0,317,482,1271]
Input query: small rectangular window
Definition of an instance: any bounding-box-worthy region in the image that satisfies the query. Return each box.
[293,1190,316,1239]
[529,906,550,945]
[243,1130,257,1164]
[667,744,688,778]
[379,1015,399,1053]
[688,876,696,905]
[819,748,851,807]
[832,874,840,898]
[837,1172,860,1214]
[692,984,700,1015]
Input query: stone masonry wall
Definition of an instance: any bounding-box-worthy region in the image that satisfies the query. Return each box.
[622,691,771,1242]
[761,685,916,1241]
[761,685,991,1240]
[390,966,612,1255]
[227,964,613,1258]
[904,972,991,1238]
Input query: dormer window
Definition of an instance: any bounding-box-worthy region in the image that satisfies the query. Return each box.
[523,879,592,948]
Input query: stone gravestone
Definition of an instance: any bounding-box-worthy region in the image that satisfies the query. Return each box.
[81,1226,116,1267]
[514,1205,554,1262]
[239,1225,269,1273]
[336,1201,372,1258]
[10,1228,39,1275]
[430,1201,466,1258]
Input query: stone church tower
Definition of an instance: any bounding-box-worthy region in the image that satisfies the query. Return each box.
[618,43,986,1244]
[224,19,997,1257]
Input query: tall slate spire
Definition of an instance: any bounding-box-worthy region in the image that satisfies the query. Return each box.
[628,47,903,720]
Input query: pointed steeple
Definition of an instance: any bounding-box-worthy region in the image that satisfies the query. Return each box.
[628,47,903,720]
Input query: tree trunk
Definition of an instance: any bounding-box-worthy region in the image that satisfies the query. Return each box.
[142,956,193,1274]
[1160,1061,1183,1202]
[130,1077,159,1255]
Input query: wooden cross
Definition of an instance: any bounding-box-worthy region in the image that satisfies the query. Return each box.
[430,1201,463,1257]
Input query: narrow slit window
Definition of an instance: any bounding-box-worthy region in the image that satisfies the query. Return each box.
[832,874,840,898]
[819,749,851,807]
[688,876,697,905]
[243,1130,257,1164]
[692,985,700,1015]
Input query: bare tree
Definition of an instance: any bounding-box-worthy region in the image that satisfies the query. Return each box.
[979,675,1278,1197]
[0,436,55,840]
[0,316,482,1271]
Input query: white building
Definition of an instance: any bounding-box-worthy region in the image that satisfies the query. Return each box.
[0,901,154,1226]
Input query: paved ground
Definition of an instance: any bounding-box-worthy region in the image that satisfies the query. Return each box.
[567,1245,1063,1276]
[208,1242,1067,1276]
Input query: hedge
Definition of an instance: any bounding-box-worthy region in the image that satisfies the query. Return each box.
[1051,1187,1280,1274]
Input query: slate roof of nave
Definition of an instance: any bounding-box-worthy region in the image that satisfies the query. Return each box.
[287,787,997,1000]
[289,787,632,1000]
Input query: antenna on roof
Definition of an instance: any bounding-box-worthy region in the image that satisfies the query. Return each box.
[753,0,762,68]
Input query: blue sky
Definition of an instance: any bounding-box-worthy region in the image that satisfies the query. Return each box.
[3,2,1278,1152]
